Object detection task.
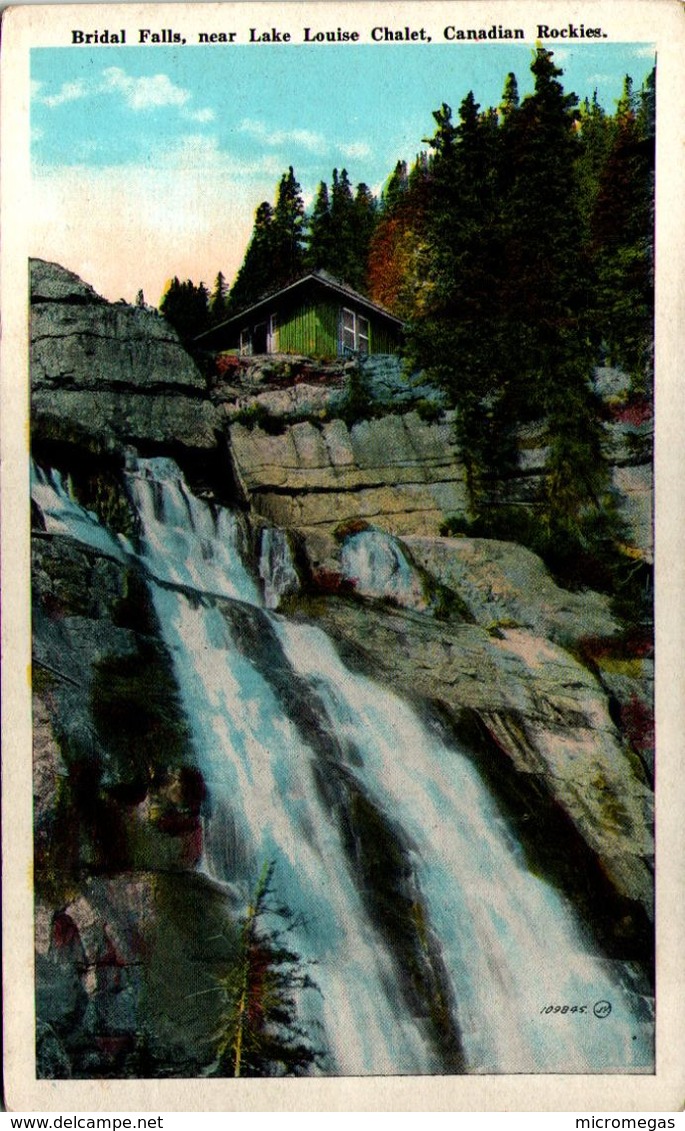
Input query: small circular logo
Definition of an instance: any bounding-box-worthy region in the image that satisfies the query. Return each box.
[593,1000,612,1019]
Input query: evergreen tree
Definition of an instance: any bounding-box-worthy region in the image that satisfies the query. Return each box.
[499,71,519,120]
[406,94,512,507]
[326,168,356,282]
[305,181,334,271]
[271,166,306,284]
[350,182,377,291]
[227,201,275,314]
[590,70,655,387]
[209,271,229,325]
[367,154,429,318]
[380,159,409,212]
[503,48,609,540]
[160,276,210,340]
[306,172,376,291]
[212,862,322,1077]
[575,91,613,242]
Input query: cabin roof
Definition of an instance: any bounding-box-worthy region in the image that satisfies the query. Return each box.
[194,270,404,345]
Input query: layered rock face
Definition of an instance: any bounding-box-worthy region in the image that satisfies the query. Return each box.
[31,259,220,452]
[229,412,467,567]
[225,372,652,571]
[29,261,655,1075]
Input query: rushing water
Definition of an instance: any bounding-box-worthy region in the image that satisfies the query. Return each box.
[32,457,654,1075]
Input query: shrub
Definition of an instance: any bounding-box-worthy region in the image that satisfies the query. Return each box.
[211,862,323,1077]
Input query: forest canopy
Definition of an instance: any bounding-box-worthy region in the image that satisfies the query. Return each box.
[159,48,654,592]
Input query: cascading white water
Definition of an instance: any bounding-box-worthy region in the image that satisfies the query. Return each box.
[340,528,430,611]
[125,457,437,1075]
[32,456,654,1075]
[258,526,300,609]
[274,617,654,1074]
[31,463,131,563]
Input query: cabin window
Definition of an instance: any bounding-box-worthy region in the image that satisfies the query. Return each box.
[341,308,370,355]
[240,327,252,356]
[268,313,279,353]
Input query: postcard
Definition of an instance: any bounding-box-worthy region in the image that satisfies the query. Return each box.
[1,0,684,1112]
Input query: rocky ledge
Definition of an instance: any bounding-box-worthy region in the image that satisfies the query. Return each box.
[31,259,220,453]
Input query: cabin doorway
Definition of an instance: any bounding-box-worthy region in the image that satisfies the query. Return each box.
[252,321,268,354]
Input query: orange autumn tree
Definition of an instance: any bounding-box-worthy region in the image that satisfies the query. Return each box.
[367,155,430,319]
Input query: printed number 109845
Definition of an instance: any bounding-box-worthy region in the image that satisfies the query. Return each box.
[540,1004,588,1014]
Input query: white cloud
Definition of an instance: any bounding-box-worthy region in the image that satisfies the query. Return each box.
[155,134,282,178]
[102,67,190,110]
[339,140,372,160]
[586,73,614,87]
[183,106,216,123]
[34,66,215,122]
[238,118,327,153]
[630,44,657,59]
[36,79,88,108]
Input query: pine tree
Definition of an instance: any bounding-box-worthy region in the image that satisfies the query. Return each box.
[326,168,356,282]
[305,181,334,271]
[575,91,613,242]
[590,70,654,387]
[209,271,229,325]
[350,182,377,292]
[227,201,276,314]
[499,71,519,120]
[212,862,322,1077]
[271,166,306,285]
[406,94,512,508]
[367,155,429,317]
[160,276,210,340]
[306,173,377,291]
[380,159,409,212]
[503,48,610,542]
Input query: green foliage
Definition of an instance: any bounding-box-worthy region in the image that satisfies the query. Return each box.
[211,862,323,1077]
[230,403,287,434]
[160,276,210,340]
[414,398,444,423]
[208,271,229,326]
[305,169,378,291]
[272,166,307,283]
[305,181,334,271]
[439,497,648,616]
[227,201,277,314]
[335,365,373,426]
[228,167,307,316]
[401,46,654,568]
[590,71,655,389]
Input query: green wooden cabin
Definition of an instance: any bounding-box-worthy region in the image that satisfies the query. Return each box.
[195,271,404,360]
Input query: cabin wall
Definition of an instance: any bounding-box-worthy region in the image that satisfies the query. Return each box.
[369,321,401,355]
[278,299,399,358]
[278,298,338,358]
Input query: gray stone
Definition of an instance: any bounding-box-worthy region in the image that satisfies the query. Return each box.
[402,534,620,648]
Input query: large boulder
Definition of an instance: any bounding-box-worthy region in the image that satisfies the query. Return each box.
[30,259,220,453]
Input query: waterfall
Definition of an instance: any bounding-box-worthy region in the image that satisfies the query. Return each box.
[32,456,654,1076]
[258,526,300,609]
[340,528,431,611]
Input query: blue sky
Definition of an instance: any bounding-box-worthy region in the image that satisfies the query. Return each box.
[31,41,655,305]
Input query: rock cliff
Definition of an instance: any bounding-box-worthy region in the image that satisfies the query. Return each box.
[28,260,655,1076]
[31,259,221,454]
